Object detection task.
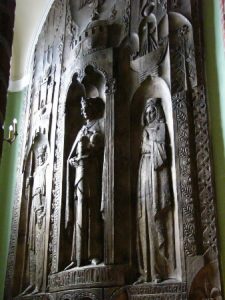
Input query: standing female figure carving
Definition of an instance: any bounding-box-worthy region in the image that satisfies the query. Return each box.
[136,98,174,283]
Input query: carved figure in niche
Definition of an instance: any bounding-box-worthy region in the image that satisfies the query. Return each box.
[65,97,105,269]
[20,133,49,295]
[64,72,85,162]
[135,98,174,284]
[139,0,158,56]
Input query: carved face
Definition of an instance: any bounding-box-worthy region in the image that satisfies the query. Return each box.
[37,146,47,167]
[145,104,157,124]
[81,101,95,121]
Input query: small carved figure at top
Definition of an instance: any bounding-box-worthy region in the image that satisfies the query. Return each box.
[135,98,175,284]
[65,97,105,269]
[139,0,158,56]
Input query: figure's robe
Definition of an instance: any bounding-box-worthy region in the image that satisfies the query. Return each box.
[137,122,174,281]
[66,118,104,266]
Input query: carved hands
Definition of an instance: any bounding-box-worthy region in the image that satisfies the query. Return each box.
[70,131,104,166]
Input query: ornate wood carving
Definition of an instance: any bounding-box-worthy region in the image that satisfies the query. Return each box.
[172,92,197,257]
[127,282,187,299]
[192,85,218,257]
[5,0,222,299]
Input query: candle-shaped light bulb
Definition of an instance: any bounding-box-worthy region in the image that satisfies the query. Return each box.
[9,125,13,140]
[13,118,17,133]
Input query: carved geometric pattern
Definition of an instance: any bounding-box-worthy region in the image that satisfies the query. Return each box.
[105,78,116,95]
[172,92,197,256]
[185,41,197,88]
[170,36,186,93]
[192,85,218,256]
[49,96,65,274]
[123,0,131,34]
[155,0,167,20]
[48,265,125,292]
[48,33,67,279]
[15,295,55,300]
[170,25,197,94]
[59,291,100,300]
[127,282,187,299]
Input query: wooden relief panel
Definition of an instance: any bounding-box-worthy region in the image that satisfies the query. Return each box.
[5,0,222,299]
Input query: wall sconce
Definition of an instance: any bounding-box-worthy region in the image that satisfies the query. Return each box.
[4,118,18,144]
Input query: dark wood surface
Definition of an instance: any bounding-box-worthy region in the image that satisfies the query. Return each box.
[5,1,222,299]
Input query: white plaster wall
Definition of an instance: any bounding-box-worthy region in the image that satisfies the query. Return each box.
[9,0,54,91]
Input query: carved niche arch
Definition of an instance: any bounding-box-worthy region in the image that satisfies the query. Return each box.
[60,63,107,269]
[130,75,181,281]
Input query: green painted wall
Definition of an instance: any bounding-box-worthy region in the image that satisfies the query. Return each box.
[203,0,225,293]
[0,1,225,299]
[0,90,25,300]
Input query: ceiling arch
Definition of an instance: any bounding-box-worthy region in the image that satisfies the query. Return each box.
[9,0,54,91]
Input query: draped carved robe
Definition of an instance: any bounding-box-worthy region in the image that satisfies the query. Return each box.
[66,118,104,266]
[137,121,174,282]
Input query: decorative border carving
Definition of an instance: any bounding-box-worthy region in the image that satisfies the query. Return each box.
[192,85,218,257]
[45,0,67,276]
[127,282,187,299]
[172,92,197,257]
[123,0,131,34]
[49,90,65,274]
[48,265,126,292]
[59,291,100,300]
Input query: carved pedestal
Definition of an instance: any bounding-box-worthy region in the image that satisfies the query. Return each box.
[48,265,127,292]
[127,282,187,300]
